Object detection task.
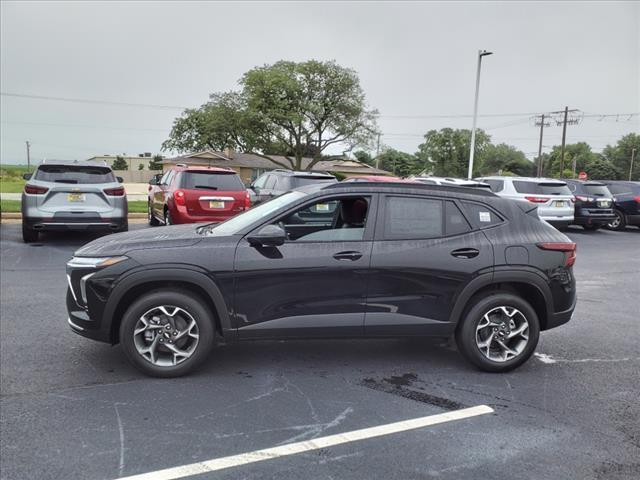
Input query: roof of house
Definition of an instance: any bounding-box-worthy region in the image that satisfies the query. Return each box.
[163,150,390,175]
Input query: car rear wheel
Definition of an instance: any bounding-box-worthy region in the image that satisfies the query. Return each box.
[22,223,39,243]
[607,210,626,231]
[164,209,173,226]
[148,203,160,226]
[119,290,215,377]
[456,293,540,373]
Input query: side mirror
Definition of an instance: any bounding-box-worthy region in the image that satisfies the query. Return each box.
[23,173,32,180]
[116,176,124,183]
[149,176,158,185]
[247,224,286,247]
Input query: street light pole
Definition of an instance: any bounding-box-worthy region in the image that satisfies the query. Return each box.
[468,49,493,179]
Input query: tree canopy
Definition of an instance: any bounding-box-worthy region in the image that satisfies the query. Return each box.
[163,60,378,171]
[602,133,639,181]
[112,156,128,170]
[415,128,491,177]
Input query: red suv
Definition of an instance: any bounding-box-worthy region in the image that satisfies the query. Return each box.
[148,165,251,225]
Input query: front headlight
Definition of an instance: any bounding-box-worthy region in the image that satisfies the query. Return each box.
[66,256,128,269]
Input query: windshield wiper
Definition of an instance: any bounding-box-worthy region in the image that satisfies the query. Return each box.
[55,180,79,184]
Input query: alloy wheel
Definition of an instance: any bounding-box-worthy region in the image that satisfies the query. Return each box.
[608,212,622,229]
[475,306,529,362]
[133,305,199,366]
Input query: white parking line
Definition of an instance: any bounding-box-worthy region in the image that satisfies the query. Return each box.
[117,405,493,480]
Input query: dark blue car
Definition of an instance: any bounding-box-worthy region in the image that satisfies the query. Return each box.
[599,181,640,230]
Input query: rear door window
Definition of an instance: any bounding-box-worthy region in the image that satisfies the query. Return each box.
[34,165,116,184]
[513,181,571,195]
[180,171,244,191]
[445,201,471,235]
[383,196,443,239]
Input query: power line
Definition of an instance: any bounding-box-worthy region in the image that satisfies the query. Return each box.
[0,92,188,110]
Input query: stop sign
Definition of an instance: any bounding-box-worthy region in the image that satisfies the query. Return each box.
[578,171,588,180]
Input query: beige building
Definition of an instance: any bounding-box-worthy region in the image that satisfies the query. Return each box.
[163,149,390,185]
[87,154,158,171]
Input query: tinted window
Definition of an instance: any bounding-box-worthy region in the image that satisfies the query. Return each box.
[264,175,277,189]
[513,181,571,195]
[583,184,611,196]
[253,174,268,189]
[462,202,503,227]
[607,184,633,195]
[164,170,175,185]
[180,171,244,190]
[484,179,504,192]
[34,165,116,184]
[385,196,443,239]
[291,176,336,188]
[445,201,471,235]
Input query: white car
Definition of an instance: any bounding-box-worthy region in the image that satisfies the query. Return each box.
[476,176,574,228]
[411,176,492,189]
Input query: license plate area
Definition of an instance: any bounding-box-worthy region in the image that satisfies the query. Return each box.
[209,201,225,209]
[597,200,609,208]
[554,201,566,208]
[67,193,85,202]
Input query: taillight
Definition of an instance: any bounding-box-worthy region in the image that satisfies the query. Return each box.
[24,184,49,195]
[537,242,577,267]
[574,195,588,202]
[525,196,548,203]
[244,191,251,210]
[103,187,125,196]
[634,196,640,204]
[174,190,186,206]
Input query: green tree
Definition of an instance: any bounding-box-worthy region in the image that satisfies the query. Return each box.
[163,60,378,171]
[137,163,144,170]
[584,156,622,180]
[148,155,163,170]
[415,128,490,177]
[602,133,640,181]
[480,143,534,176]
[544,142,597,178]
[377,148,419,177]
[112,156,128,170]
[353,150,374,166]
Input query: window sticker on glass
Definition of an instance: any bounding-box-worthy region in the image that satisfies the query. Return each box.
[479,211,492,222]
[315,203,330,212]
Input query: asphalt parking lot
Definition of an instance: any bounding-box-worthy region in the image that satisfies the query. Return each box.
[1,222,639,480]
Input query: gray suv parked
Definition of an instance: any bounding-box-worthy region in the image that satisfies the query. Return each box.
[21,161,128,243]
[250,170,337,204]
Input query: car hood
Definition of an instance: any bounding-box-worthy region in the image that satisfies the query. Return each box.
[74,224,203,257]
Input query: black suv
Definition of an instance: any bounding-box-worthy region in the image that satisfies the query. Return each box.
[598,181,640,230]
[563,179,615,231]
[66,182,577,377]
[249,170,336,204]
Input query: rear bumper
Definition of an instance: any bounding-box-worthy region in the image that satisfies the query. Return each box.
[170,206,241,224]
[24,213,127,231]
[573,210,616,226]
[541,215,574,227]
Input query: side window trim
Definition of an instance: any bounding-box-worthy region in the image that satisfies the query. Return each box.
[461,200,505,230]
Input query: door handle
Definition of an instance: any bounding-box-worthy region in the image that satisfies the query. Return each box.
[333,251,363,261]
[450,248,480,259]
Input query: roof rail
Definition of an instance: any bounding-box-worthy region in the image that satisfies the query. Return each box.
[324,181,496,197]
[175,163,187,168]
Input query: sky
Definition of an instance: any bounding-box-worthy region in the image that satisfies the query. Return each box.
[1,0,638,165]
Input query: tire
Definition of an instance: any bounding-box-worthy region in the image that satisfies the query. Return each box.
[607,210,626,231]
[164,209,173,226]
[119,290,215,377]
[148,203,160,226]
[22,223,39,243]
[582,224,600,231]
[455,293,540,373]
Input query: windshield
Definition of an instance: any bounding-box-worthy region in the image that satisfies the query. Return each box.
[179,171,245,190]
[34,165,116,184]
[203,190,307,236]
[291,176,336,188]
[583,184,611,196]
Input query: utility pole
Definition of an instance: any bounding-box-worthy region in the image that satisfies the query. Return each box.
[535,114,547,176]
[25,141,31,172]
[468,49,493,179]
[631,148,637,181]
[559,106,569,177]
[375,133,381,169]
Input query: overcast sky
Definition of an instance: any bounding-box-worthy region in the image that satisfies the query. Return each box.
[1,1,638,165]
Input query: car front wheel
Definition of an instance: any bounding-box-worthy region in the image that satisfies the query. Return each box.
[456,293,540,373]
[148,203,160,226]
[119,290,215,377]
[22,223,39,243]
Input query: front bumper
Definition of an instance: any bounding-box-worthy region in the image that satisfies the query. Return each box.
[67,288,112,342]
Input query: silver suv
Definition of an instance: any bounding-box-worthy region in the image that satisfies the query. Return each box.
[476,176,574,228]
[21,161,128,242]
